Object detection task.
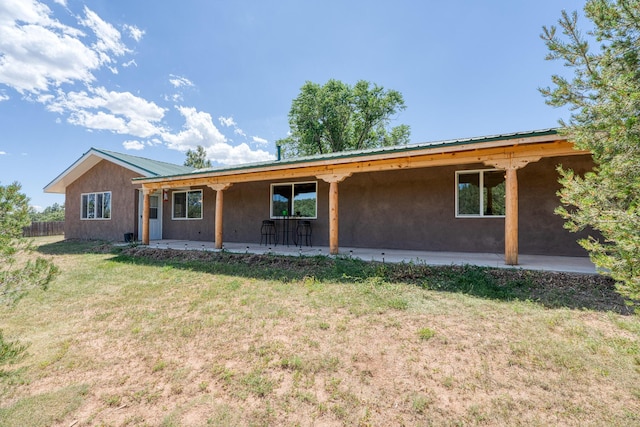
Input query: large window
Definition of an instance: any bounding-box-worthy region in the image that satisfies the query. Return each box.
[172,190,202,219]
[81,191,111,220]
[456,170,505,217]
[271,182,317,218]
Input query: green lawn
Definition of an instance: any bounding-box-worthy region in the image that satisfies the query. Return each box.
[0,237,638,426]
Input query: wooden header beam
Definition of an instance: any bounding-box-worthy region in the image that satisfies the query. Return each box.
[136,140,587,191]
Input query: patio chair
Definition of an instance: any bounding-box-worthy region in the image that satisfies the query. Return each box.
[260,220,277,246]
[296,220,312,247]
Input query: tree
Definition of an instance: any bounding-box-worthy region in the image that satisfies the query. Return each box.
[277,79,410,157]
[184,145,212,169]
[29,202,65,222]
[541,0,640,298]
[1,182,58,373]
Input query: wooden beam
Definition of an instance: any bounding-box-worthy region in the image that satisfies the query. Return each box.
[136,141,587,190]
[505,168,518,265]
[329,181,339,255]
[208,184,232,250]
[317,173,350,256]
[141,188,151,245]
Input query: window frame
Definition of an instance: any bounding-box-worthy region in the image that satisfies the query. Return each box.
[80,191,112,220]
[270,181,318,219]
[172,189,203,220]
[455,169,506,218]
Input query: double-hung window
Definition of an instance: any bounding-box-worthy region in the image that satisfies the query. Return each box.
[81,191,111,220]
[271,182,317,218]
[456,170,505,217]
[172,190,203,219]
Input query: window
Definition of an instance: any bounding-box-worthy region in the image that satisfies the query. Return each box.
[172,190,202,219]
[81,192,111,220]
[456,170,505,217]
[149,195,158,219]
[271,182,317,218]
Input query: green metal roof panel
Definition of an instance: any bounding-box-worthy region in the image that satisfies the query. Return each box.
[94,148,195,177]
[133,128,561,181]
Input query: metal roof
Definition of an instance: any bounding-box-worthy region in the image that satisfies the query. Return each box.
[45,128,564,193]
[44,147,194,193]
[93,148,194,177]
[134,128,562,182]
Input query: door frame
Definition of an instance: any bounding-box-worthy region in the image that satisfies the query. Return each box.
[138,190,163,241]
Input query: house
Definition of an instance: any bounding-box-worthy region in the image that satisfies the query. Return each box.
[44,148,194,242]
[44,129,594,264]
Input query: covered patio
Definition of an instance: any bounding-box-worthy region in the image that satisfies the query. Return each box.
[143,239,598,274]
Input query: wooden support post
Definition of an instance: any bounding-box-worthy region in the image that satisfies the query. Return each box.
[142,188,151,245]
[208,184,232,250]
[504,168,518,265]
[317,172,352,256]
[484,155,541,266]
[329,181,339,255]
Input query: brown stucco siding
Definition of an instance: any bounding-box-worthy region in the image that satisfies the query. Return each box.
[166,180,331,245]
[161,186,216,241]
[135,153,594,257]
[220,180,331,246]
[65,160,141,241]
[518,155,594,256]
[335,154,593,256]
[339,165,505,252]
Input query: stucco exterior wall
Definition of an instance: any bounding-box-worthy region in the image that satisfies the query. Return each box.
[70,153,592,256]
[65,160,141,241]
[334,154,593,256]
[208,154,592,256]
[161,186,216,241]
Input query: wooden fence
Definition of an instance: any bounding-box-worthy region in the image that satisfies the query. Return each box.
[22,221,65,237]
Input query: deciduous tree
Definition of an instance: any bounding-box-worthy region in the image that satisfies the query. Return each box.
[541,0,640,298]
[277,79,410,157]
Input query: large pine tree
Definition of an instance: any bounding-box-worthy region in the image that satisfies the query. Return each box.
[541,0,640,298]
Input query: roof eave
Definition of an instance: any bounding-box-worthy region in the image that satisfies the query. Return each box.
[133,129,568,185]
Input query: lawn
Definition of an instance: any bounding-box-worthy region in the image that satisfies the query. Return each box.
[0,237,638,426]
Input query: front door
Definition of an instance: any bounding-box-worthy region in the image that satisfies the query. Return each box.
[138,192,162,240]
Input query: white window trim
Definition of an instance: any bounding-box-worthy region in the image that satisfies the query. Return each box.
[80,191,112,220]
[270,181,318,219]
[455,169,505,218]
[171,189,203,220]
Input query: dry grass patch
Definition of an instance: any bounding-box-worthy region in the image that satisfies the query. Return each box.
[0,238,638,426]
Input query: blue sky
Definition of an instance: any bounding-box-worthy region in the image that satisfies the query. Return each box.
[0,0,586,210]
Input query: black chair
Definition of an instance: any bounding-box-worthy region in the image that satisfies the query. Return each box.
[260,220,277,246]
[296,220,312,247]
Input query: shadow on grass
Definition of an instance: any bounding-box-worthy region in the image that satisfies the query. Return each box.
[37,240,637,315]
[36,239,115,255]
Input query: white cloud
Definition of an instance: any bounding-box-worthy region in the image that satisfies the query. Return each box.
[169,75,194,88]
[80,6,129,64]
[163,106,226,151]
[0,1,274,168]
[163,107,274,165]
[46,86,166,138]
[123,140,145,150]
[123,24,144,42]
[252,136,268,145]
[0,151,6,155]
[206,142,275,166]
[0,1,134,94]
[219,116,236,127]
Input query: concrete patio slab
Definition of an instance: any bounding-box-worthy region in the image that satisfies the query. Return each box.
[144,240,598,275]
